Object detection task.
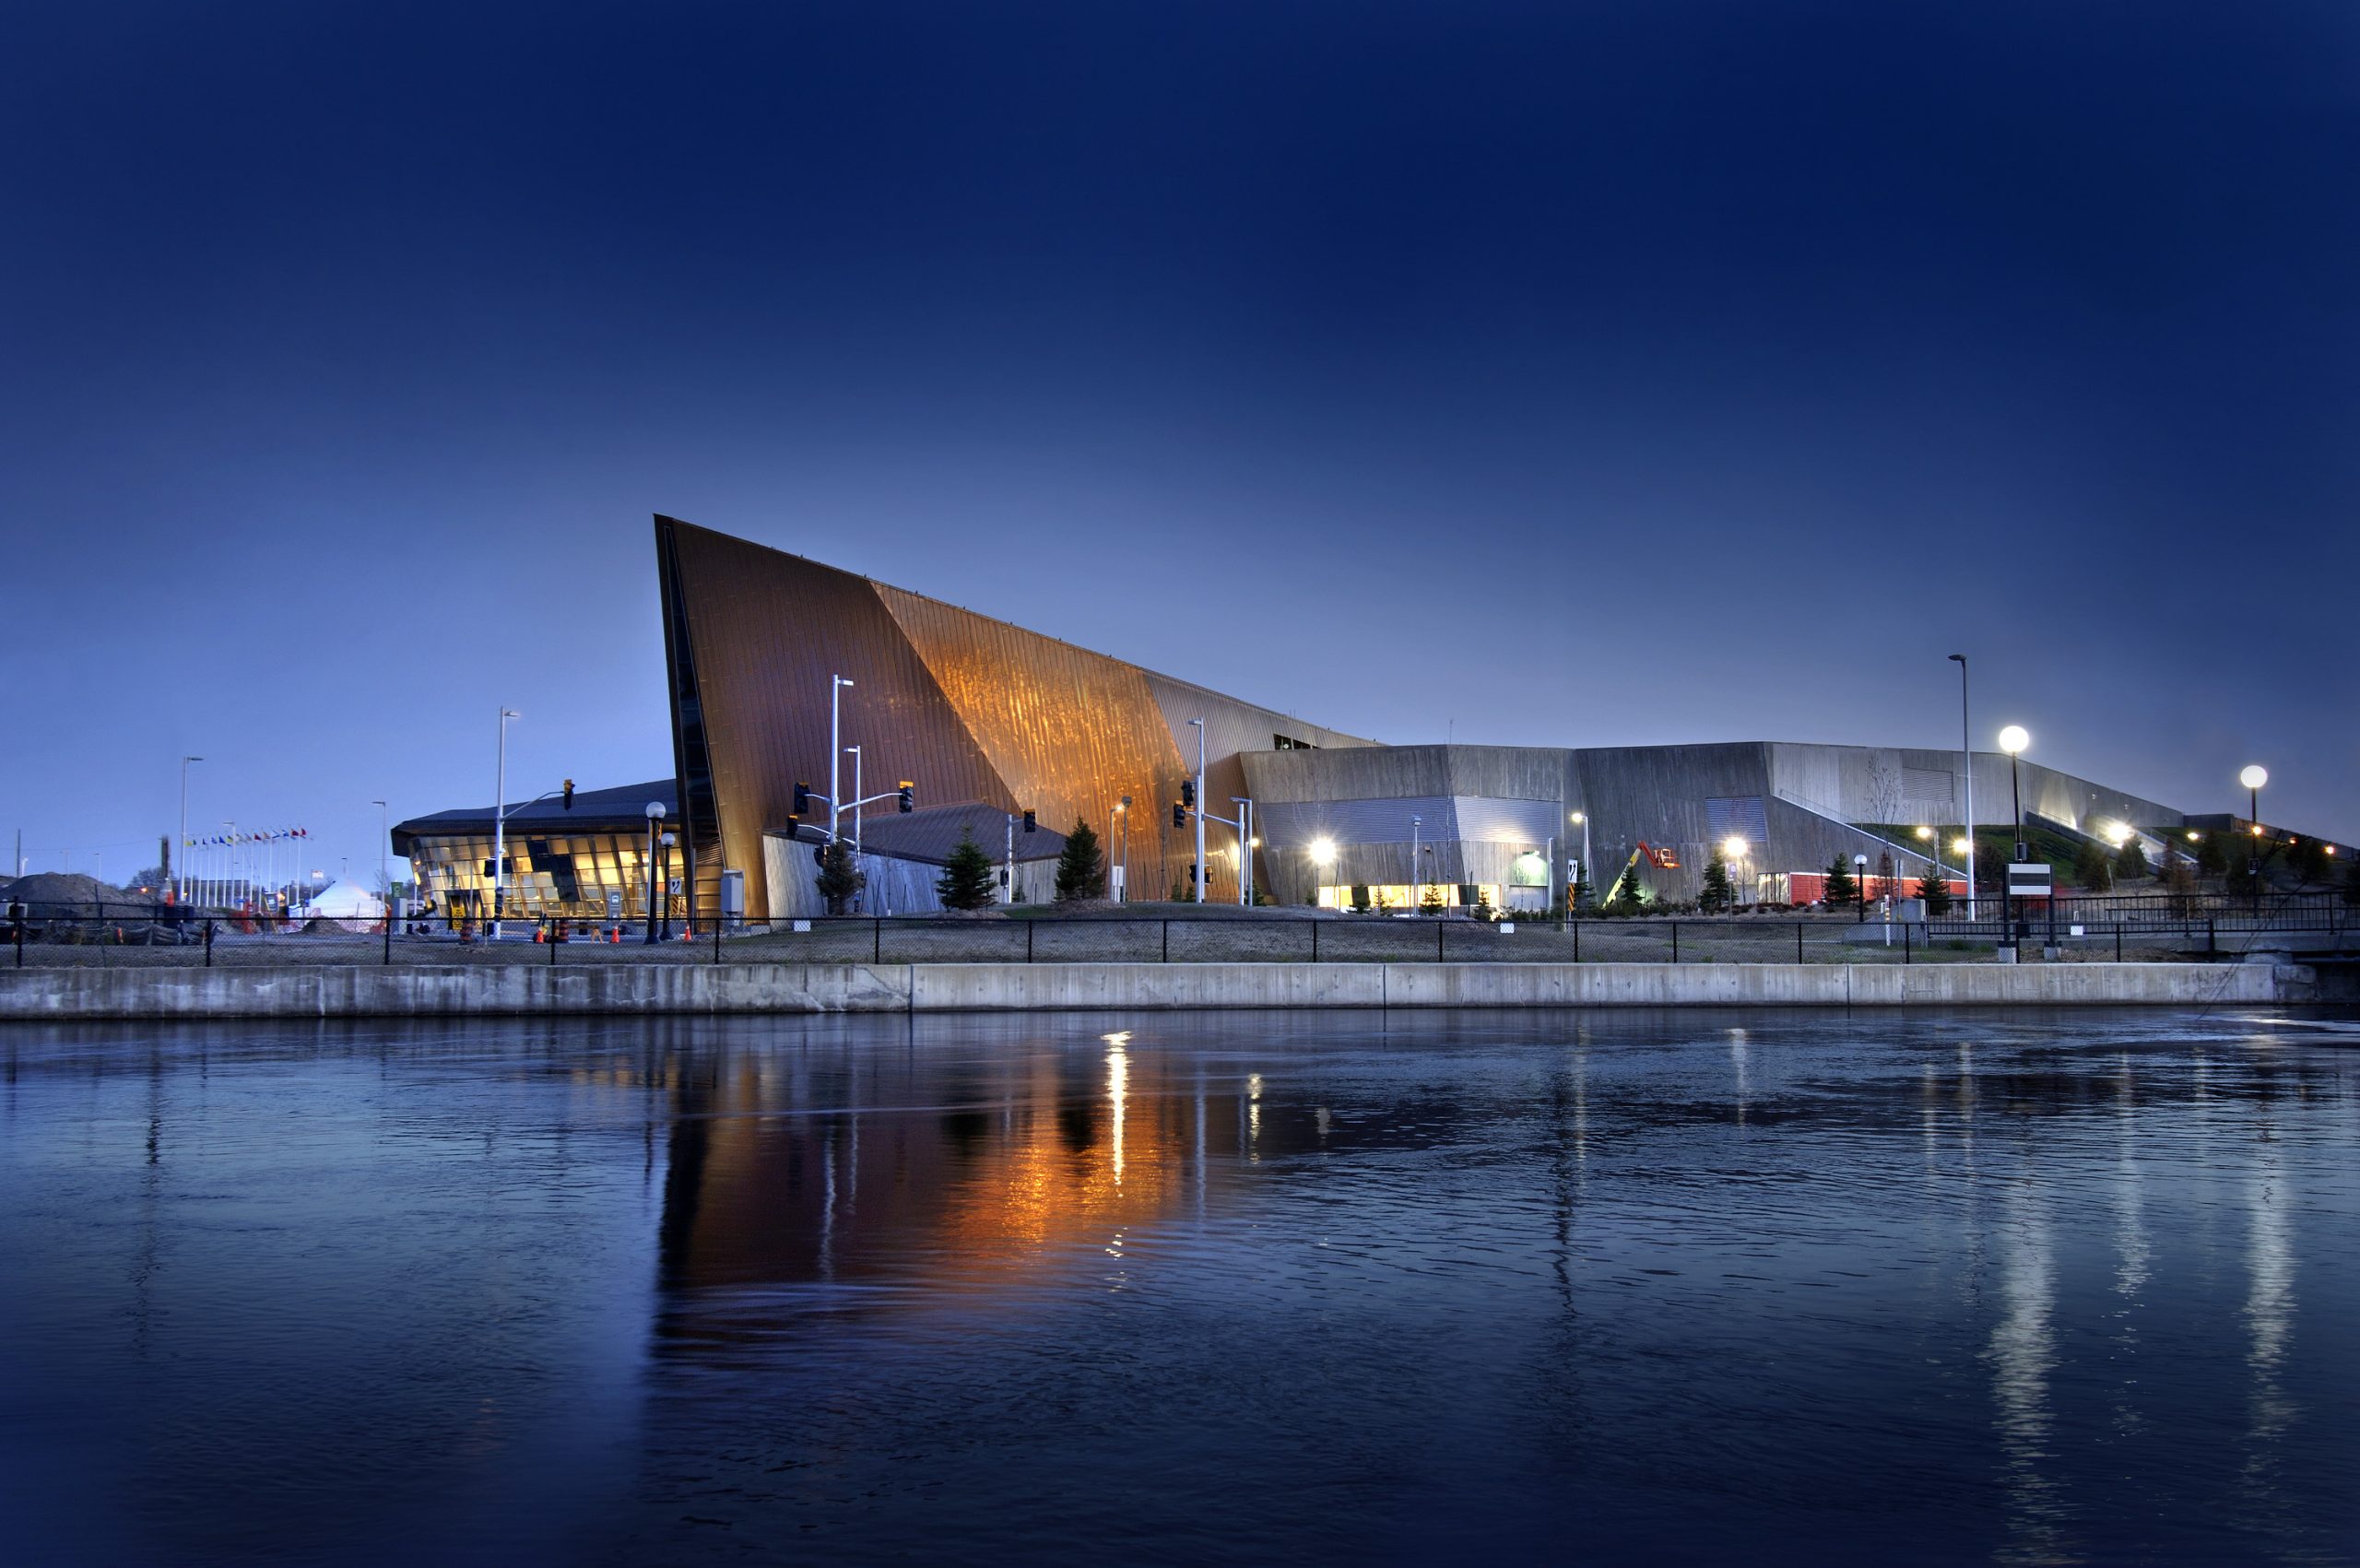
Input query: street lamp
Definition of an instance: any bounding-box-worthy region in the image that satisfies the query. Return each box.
[372,800,388,909]
[828,677,855,843]
[1997,725,2030,861]
[491,707,520,937]
[2240,764,2268,908]
[176,755,204,906]
[1410,814,1422,914]
[1853,852,1870,923]
[1722,835,1748,911]
[659,831,678,941]
[1309,837,1337,910]
[1996,725,2033,954]
[1947,655,1977,917]
[1188,717,1207,902]
[1569,811,1591,909]
[1114,796,1129,902]
[643,801,667,944]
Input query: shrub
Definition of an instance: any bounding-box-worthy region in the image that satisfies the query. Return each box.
[938,832,997,912]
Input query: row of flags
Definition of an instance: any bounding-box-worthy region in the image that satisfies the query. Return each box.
[184,827,311,847]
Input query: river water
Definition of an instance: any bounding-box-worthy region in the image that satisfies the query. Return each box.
[4,1008,2356,1565]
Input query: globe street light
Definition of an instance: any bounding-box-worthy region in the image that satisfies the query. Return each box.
[1722,835,1748,911]
[2240,764,2268,909]
[1997,725,2030,862]
[643,801,667,944]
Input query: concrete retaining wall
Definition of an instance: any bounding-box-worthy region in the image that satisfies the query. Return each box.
[0,961,2311,1020]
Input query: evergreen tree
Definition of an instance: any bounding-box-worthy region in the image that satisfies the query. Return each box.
[1614,859,1646,908]
[1570,865,1595,909]
[2072,840,2112,891]
[2287,836,2330,886]
[1975,841,2008,896]
[1419,882,1446,915]
[1053,818,1106,901]
[937,831,997,912]
[815,837,867,915]
[2162,849,2198,911]
[1697,852,1733,914]
[1917,864,1953,915]
[1823,855,1856,908]
[2194,834,2227,878]
[2113,837,2150,881]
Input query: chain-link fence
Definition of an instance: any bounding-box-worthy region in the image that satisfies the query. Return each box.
[9,901,2348,969]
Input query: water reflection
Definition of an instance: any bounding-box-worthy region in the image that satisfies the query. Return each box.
[2,1009,2356,1567]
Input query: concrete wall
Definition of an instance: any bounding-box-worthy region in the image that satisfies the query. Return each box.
[0,961,2309,1020]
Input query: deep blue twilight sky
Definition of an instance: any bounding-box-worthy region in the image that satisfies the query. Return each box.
[4,1,2355,881]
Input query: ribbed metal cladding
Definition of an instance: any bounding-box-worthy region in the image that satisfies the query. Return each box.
[656,516,1377,914]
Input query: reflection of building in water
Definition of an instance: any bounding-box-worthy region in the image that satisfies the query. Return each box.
[654,1038,1338,1303]
[1988,1173,2065,1563]
[2244,1132,2296,1478]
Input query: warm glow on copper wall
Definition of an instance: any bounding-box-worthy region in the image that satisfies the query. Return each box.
[655,516,1375,914]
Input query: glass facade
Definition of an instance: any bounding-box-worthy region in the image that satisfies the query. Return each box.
[1312,883,1506,913]
[407,831,684,920]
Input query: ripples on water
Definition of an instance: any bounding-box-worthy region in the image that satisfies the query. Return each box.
[3,1008,2357,1565]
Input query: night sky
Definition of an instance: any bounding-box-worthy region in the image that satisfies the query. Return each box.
[5,2,2354,882]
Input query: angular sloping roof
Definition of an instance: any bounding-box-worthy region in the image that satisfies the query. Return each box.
[391,780,678,852]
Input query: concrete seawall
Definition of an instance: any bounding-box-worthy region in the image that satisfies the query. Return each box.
[0,961,2313,1020]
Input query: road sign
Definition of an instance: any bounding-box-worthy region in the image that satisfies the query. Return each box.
[2006,862,2052,896]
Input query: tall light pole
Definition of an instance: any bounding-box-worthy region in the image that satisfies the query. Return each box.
[2241,763,2268,911]
[1998,725,2030,859]
[1230,798,1256,906]
[1724,835,1749,912]
[1999,725,2030,956]
[1569,811,1590,910]
[1947,654,1976,917]
[1116,796,1130,902]
[829,676,854,843]
[177,755,203,905]
[643,802,667,943]
[492,707,520,937]
[372,800,388,903]
[1189,717,1207,903]
[1410,814,1422,914]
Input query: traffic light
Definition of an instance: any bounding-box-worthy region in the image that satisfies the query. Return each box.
[1180,781,1196,807]
[561,779,574,809]
[793,782,812,816]
[897,782,914,814]
[1172,801,1186,828]
[1021,809,1036,833]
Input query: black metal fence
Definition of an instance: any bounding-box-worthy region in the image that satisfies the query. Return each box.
[6,900,2352,970]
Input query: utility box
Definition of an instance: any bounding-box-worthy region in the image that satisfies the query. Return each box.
[720,869,746,930]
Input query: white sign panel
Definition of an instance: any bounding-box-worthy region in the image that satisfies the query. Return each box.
[2006,862,2052,896]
